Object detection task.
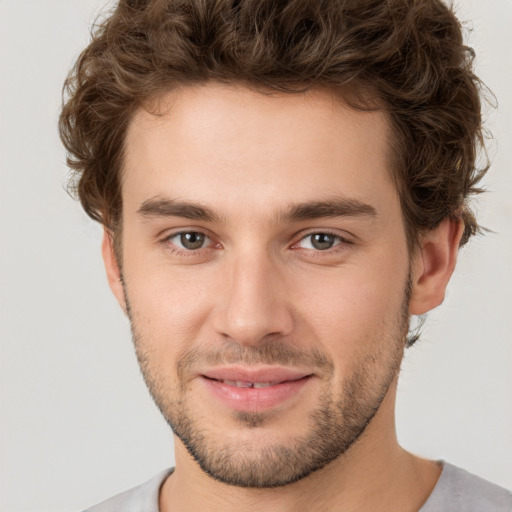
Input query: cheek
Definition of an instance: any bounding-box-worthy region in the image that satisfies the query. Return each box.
[294,258,409,361]
[123,257,216,356]
[125,273,213,394]
[139,280,209,324]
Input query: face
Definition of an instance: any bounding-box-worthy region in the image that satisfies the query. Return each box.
[114,84,413,487]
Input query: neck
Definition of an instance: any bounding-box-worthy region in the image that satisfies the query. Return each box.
[160,380,441,512]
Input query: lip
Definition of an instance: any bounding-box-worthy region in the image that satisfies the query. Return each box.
[199,366,314,412]
[202,366,311,384]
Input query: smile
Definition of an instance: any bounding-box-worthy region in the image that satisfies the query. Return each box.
[214,380,279,388]
[199,368,314,412]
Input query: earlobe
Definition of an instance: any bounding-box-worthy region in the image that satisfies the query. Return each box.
[409,217,464,315]
[101,229,127,314]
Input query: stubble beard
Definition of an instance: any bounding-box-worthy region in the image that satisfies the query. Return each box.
[126,287,410,489]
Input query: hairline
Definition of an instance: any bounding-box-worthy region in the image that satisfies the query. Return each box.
[108,80,425,259]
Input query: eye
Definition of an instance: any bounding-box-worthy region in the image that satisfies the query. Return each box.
[297,233,343,251]
[167,231,211,250]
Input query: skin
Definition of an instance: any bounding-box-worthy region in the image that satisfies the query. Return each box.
[103,83,463,511]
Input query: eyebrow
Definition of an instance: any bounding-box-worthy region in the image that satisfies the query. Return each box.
[281,197,377,222]
[137,197,221,222]
[137,196,377,223]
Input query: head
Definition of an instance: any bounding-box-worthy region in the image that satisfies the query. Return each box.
[59,0,489,489]
[60,0,488,253]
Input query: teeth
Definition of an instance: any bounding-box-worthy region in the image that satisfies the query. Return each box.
[223,380,252,388]
[252,382,272,388]
[222,380,274,388]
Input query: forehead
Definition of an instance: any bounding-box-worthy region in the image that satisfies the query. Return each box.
[122,83,397,221]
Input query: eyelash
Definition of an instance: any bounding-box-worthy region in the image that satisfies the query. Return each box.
[160,230,353,257]
[292,231,352,254]
[162,231,218,257]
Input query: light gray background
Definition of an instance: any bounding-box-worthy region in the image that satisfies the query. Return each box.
[0,1,511,511]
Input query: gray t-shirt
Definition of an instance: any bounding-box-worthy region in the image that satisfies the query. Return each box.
[84,462,512,511]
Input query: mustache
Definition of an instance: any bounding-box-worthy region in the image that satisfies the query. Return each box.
[176,339,334,377]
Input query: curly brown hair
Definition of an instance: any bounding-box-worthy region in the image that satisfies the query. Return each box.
[59,0,490,250]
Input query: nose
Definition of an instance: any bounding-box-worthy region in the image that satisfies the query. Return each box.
[212,249,294,346]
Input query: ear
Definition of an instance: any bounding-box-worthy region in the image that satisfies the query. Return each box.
[409,217,464,315]
[101,228,127,314]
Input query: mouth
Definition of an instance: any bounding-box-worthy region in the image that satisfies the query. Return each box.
[203,375,311,389]
[204,378,289,389]
[199,367,314,412]
[201,366,312,383]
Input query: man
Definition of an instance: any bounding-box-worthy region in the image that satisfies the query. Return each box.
[59,0,512,510]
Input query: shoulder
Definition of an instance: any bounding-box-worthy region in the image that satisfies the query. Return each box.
[83,468,173,512]
[421,462,512,512]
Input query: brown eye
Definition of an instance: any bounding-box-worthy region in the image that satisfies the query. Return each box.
[179,232,206,250]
